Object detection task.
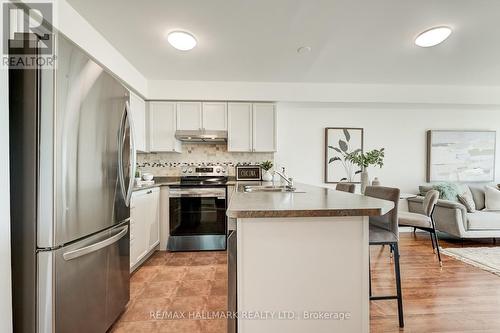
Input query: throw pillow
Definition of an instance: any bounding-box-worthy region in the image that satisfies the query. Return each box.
[433,183,462,202]
[419,185,434,196]
[457,192,476,213]
[485,186,500,210]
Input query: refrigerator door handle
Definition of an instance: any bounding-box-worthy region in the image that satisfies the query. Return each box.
[124,100,137,207]
[62,225,129,261]
[117,109,127,204]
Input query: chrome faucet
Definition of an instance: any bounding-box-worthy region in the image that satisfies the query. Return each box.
[274,167,295,190]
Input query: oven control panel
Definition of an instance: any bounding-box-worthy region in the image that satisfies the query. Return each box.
[181,166,228,176]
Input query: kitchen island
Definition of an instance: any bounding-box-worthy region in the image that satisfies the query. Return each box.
[226,182,394,333]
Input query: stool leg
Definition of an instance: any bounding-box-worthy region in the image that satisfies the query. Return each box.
[393,243,404,328]
[430,216,443,267]
[433,229,443,267]
[430,231,436,253]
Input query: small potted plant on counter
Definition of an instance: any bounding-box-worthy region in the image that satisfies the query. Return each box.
[260,160,274,182]
[346,148,385,194]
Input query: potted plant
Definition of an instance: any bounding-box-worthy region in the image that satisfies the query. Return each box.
[346,148,385,193]
[260,160,274,182]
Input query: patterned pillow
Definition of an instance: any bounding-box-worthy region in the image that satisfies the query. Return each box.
[433,183,462,202]
[457,192,476,213]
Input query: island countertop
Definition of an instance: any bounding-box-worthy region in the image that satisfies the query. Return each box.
[226,182,394,218]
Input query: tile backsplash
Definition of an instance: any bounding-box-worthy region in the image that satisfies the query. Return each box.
[137,144,274,177]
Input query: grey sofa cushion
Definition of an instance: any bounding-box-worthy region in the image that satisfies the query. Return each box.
[467,211,500,230]
[458,188,476,213]
[419,183,491,210]
[468,184,488,210]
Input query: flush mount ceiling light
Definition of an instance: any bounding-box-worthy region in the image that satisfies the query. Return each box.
[167,31,197,51]
[415,26,452,47]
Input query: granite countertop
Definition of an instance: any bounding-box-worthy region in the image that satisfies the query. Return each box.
[226,182,394,218]
[133,177,180,192]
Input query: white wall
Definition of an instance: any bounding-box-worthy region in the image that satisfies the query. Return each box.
[148,80,500,105]
[275,102,500,193]
[0,18,13,333]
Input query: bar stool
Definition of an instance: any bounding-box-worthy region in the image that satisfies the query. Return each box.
[336,183,355,193]
[365,186,404,328]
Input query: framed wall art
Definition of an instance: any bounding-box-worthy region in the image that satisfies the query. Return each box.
[325,127,364,183]
[427,130,496,182]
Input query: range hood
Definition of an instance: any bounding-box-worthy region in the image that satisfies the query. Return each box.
[175,129,228,143]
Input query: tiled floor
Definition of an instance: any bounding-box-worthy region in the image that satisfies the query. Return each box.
[111,251,228,333]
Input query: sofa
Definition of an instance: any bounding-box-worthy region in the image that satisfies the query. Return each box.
[408,183,500,239]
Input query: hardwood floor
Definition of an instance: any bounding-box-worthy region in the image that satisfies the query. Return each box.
[112,232,500,332]
[371,232,500,332]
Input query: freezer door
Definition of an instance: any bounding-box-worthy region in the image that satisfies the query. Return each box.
[53,35,130,246]
[47,222,130,333]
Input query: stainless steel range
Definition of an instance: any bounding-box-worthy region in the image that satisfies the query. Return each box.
[167,166,229,251]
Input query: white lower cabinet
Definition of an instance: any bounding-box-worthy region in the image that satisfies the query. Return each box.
[130,187,160,270]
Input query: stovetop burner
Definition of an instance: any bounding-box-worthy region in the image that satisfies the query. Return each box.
[179,166,229,186]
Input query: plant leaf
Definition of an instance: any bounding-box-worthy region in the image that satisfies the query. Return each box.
[343,129,351,142]
[328,146,343,154]
[340,177,347,181]
[339,140,348,152]
[328,157,341,164]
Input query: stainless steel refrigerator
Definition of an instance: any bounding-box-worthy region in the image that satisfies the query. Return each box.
[9,33,136,332]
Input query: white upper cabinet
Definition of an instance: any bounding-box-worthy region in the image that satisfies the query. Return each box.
[177,102,202,130]
[202,102,227,131]
[129,92,147,152]
[228,103,253,152]
[228,102,276,152]
[253,103,277,152]
[177,102,227,131]
[147,100,274,153]
[148,102,181,152]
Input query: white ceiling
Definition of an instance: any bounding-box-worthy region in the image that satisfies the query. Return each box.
[67,0,500,85]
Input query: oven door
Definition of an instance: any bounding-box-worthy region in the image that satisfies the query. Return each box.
[168,187,227,251]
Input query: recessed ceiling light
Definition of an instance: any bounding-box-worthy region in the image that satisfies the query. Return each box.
[415,26,452,47]
[167,31,197,51]
[297,46,312,54]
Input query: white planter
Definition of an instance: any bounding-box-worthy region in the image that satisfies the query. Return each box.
[360,171,369,194]
[262,170,273,182]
